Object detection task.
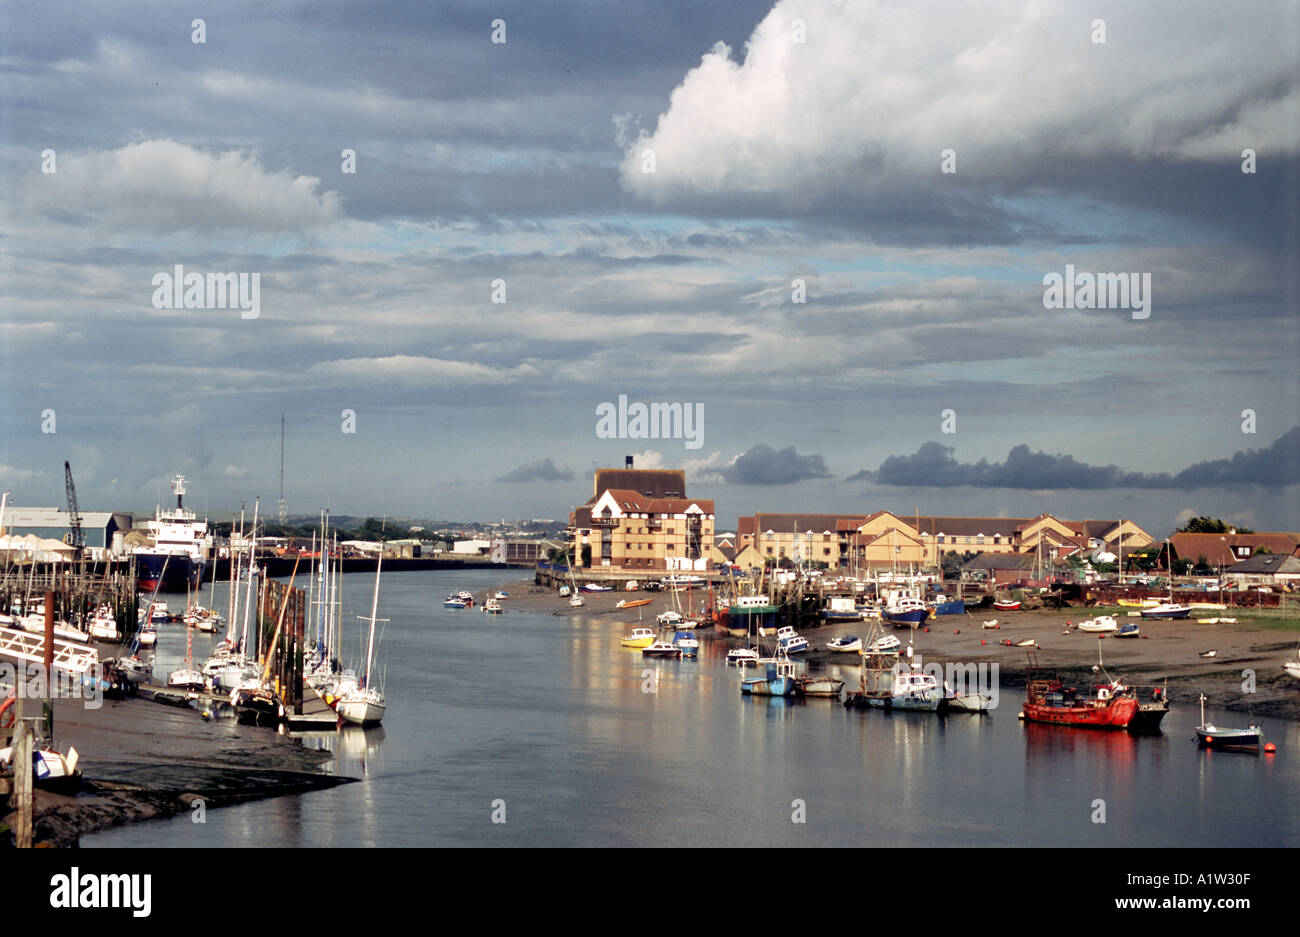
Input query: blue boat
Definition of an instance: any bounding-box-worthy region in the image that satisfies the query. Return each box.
[933,598,966,616]
[882,598,930,628]
[740,658,799,697]
[673,631,699,658]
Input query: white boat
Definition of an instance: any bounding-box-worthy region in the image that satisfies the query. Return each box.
[1140,603,1192,620]
[726,647,760,666]
[1284,660,1300,680]
[656,610,684,626]
[946,690,992,712]
[569,595,585,607]
[483,600,503,614]
[866,633,902,653]
[87,606,120,642]
[558,585,571,597]
[167,667,205,691]
[775,626,808,654]
[16,614,89,644]
[1077,615,1118,633]
[826,635,863,653]
[494,591,509,600]
[335,554,387,726]
[137,623,157,648]
[642,640,682,658]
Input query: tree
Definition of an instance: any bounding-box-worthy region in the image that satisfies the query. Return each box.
[1175,517,1254,534]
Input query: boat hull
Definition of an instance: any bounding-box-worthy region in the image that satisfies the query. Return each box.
[1195,728,1260,750]
[741,676,798,697]
[137,552,204,593]
[1022,697,1137,728]
[337,697,386,726]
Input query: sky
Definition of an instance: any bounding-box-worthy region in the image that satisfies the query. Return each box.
[1,0,1297,538]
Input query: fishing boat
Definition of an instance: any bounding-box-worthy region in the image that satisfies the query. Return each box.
[882,591,930,627]
[1194,694,1260,751]
[1020,649,1137,729]
[335,555,387,726]
[723,593,779,635]
[673,631,699,658]
[1077,615,1118,633]
[621,627,656,649]
[740,652,800,697]
[1127,684,1171,733]
[1140,603,1191,620]
[822,596,864,623]
[825,635,863,653]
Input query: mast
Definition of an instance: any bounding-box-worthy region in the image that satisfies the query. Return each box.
[278,414,287,526]
[364,553,383,689]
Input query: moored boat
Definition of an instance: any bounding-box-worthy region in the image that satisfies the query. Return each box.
[825,634,863,654]
[1140,603,1192,620]
[796,674,845,698]
[1019,650,1137,729]
[1194,694,1260,751]
[621,627,656,649]
[1077,615,1118,633]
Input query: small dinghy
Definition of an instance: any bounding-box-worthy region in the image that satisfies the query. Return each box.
[982,620,999,629]
[947,692,993,713]
[993,599,1021,611]
[1115,622,1141,639]
[825,635,863,653]
[796,674,845,698]
[1199,650,1218,659]
[867,633,902,653]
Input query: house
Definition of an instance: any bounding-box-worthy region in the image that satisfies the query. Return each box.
[1221,552,1300,587]
[567,467,714,572]
[959,552,1039,584]
[1169,532,1300,569]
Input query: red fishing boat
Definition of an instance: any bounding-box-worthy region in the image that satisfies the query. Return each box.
[1020,650,1138,729]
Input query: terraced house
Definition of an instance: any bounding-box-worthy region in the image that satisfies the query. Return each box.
[735,511,1153,569]
[567,467,714,572]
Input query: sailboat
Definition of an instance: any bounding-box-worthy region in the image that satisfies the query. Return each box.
[566,554,584,607]
[335,554,387,726]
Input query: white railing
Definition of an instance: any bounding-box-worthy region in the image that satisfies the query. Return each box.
[0,625,99,676]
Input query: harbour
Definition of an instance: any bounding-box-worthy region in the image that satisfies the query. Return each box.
[0,567,1277,848]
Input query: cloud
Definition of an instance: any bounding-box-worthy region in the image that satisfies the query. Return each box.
[721,444,832,485]
[497,458,574,483]
[223,465,249,479]
[25,140,341,234]
[621,0,1299,206]
[857,427,1300,489]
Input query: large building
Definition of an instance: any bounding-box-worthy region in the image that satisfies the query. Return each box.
[736,511,1154,569]
[0,506,134,557]
[568,467,714,572]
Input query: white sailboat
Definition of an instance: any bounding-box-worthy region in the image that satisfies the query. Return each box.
[336,554,387,726]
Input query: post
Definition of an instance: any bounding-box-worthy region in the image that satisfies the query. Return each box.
[13,724,33,848]
[43,589,55,741]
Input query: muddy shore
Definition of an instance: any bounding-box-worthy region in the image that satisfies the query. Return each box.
[489,579,1300,719]
[2,696,352,847]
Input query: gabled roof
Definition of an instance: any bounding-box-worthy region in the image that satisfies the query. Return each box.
[1170,532,1300,566]
[960,553,1037,571]
[1224,553,1300,574]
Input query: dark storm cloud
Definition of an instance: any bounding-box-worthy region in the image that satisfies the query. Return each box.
[855,427,1300,489]
[497,458,574,483]
[723,444,832,485]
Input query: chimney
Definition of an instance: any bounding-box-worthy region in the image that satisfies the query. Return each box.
[625,455,633,468]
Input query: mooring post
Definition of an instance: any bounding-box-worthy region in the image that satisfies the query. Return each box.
[43,589,55,741]
[13,723,33,848]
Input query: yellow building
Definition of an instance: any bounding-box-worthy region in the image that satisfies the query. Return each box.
[568,469,714,572]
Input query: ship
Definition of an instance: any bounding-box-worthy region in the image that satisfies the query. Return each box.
[133,475,212,592]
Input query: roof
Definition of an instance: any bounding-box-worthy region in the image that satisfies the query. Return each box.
[592,469,686,499]
[1170,532,1300,566]
[2,507,125,528]
[753,513,853,535]
[1221,553,1300,574]
[960,553,1038,571]
[914,516,1027,538]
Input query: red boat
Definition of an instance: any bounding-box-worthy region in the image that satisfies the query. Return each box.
[1021,651,1138,729]
[993,599,1021,611]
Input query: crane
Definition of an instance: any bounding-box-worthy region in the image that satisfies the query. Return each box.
[64,460,84,560]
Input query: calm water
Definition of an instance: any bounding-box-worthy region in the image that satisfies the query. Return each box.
[86,569,1299,847]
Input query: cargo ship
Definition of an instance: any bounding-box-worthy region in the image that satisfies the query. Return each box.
[133,475,212,592]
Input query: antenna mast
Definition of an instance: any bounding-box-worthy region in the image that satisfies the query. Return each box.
[278,413,287,526]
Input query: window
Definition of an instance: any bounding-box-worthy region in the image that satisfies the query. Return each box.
[977,534,985,544]
[937,534,945,544]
